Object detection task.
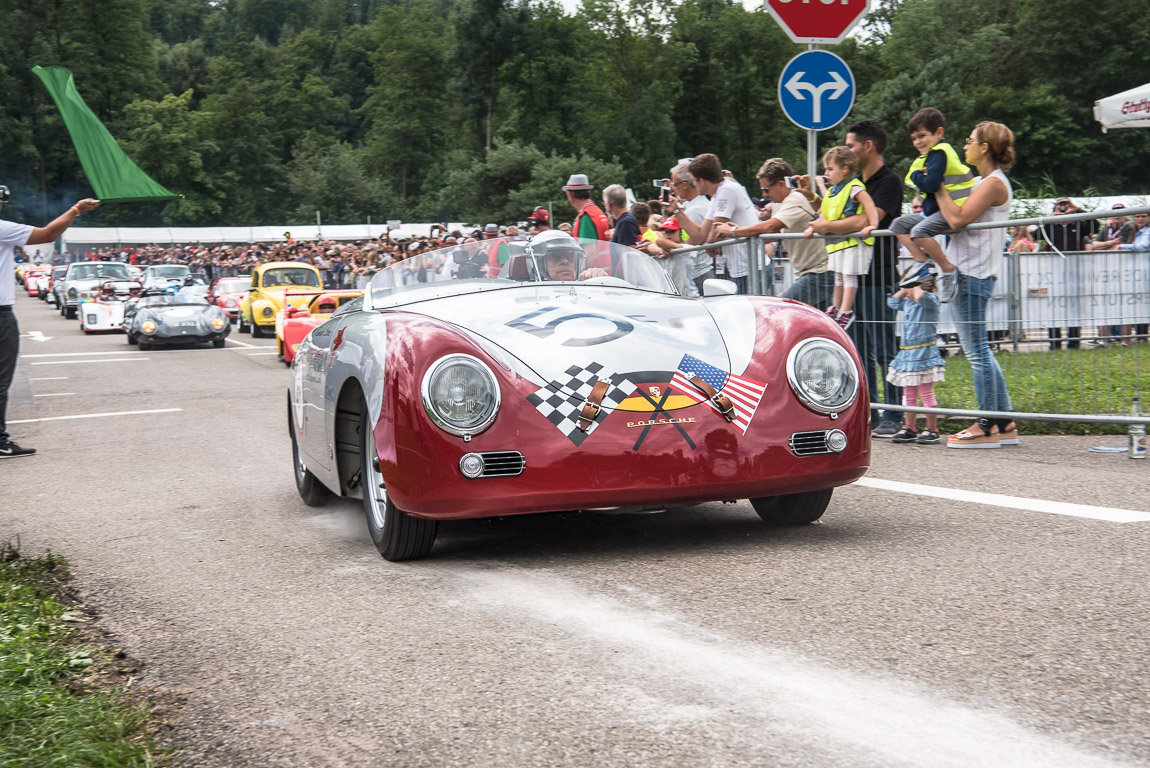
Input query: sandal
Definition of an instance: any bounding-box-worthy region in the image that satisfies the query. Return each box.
[947,418,1001,449]
[997,421,1019,446]
[891,426,918,443]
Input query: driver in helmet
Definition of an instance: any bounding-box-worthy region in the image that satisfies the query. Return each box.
[528,231,608,281]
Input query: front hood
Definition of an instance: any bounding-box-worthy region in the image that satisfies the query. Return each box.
[259,288,315,308]
[403,286,755,400]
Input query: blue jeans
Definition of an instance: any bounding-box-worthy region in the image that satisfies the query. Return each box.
[848,282,902,424]
[782,270,834,310]
[954,273,1011,412]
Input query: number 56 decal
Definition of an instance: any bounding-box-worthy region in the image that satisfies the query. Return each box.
[507,306,633,347]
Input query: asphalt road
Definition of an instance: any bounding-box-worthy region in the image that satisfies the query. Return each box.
[3,288,1149,768]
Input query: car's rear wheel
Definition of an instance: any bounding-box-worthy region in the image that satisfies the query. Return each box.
[750,489,833,526]
[289,405,333,507]
[361,413,437,561]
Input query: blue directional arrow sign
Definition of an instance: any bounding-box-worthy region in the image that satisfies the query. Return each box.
[778,50,856,131]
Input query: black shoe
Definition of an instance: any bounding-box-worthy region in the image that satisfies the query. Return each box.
[891,427,918,443]
[0,441,36,458]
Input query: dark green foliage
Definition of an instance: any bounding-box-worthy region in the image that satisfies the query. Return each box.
[0,0,1146,227]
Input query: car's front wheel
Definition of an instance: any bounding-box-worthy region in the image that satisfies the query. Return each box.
[289,405,332,507]
[212,338,226,348]
[750,489,833,526]
[137,340,152,351]
[238,314,250,333]
[126,332,137,346]
[251,322,265,338]
[361,413,437,561]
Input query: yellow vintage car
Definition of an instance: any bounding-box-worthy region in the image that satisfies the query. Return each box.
[238,262,323,338]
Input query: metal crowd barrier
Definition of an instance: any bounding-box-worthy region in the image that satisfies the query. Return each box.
[668,206,1150,428]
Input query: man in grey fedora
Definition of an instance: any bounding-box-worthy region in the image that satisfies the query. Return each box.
[563,174,609,241]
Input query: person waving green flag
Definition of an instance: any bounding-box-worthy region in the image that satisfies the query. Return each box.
[32,66,179,203]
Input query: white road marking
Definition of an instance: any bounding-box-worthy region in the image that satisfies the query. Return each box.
[10,408,182,424]
[24,331,52,342]
[457,568,1126,768]
[224,337,266,349]
[29,377,69,381]
[854,477,1150,523]
[30,358,149,366]
[36,393,75,397]
[22,351,146,358]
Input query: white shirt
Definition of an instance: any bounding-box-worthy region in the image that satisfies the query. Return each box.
[947,169,1012,280]
[679,194,712,282]
[706,179,759,278]
[1,219,35,306]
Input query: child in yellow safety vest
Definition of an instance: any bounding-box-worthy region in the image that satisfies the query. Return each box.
[890,107,975,303]
[803,146,878,332]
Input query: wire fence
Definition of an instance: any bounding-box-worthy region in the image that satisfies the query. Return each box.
[670,206,1150,428]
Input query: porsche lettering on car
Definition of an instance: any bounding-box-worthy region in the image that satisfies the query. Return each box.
[287,232,870,562]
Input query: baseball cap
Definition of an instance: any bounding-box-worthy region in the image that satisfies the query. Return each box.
[562,174,592,191]
[1111,203,1126,210]
[657,216,681,230]
[529,206,550,224]
[484,223,499,233]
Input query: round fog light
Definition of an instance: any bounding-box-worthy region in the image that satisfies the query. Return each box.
[459,453,485,478]
[826,429,848,453]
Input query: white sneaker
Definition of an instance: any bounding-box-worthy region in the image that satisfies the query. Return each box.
[937,270,958,303]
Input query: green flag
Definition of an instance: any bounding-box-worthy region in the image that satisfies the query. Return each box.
[32,66,179,203]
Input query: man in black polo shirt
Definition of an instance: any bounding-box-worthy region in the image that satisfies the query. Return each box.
[844,120,904,437]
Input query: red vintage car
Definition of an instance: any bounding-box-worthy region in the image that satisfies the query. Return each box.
[23,266,51,297]
[288,233,871,561]
[205,276,252,321]
[276,289,363,365]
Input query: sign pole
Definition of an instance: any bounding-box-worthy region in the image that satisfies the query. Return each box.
[806,43,818,184]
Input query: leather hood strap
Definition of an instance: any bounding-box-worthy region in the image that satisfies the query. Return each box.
[577,379,611,432]
[684,373,737,422]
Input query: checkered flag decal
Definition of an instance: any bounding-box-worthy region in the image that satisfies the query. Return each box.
[526,362,637,446]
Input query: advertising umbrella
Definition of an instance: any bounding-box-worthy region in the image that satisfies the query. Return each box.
[1093,82,1150,132]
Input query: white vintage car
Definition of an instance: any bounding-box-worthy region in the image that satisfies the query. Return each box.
[78,280,142,333]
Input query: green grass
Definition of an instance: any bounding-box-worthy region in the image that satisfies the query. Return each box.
[894,343,1148,435]
[0,543,166,768]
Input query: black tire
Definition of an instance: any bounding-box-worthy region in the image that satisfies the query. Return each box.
[64,306,76,320]
[750,489,833,526]
[361,411,437,561]
[289,404,333,507]
[238,315,250,333]
[251,322,265,338]
[212,338,226,348]
[126,332,137,345]
[137,340,152,351]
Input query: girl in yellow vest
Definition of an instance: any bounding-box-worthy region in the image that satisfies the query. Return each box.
[803,146,878,331]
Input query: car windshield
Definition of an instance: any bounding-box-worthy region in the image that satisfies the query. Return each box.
[137,294,210,307]
[261,268,320,288]
[68,263,131,281]
[150,266,189,277]
[217,278,249,292]
[367,236,675,307]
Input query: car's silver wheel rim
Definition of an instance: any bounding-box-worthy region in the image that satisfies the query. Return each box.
[365,435,387,530]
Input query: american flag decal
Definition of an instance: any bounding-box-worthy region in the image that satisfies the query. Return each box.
[670,354,767,435]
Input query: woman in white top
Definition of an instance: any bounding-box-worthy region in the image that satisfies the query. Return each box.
[934,121,1017,448]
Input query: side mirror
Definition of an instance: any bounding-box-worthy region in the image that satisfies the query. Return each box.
[702,278,739,297]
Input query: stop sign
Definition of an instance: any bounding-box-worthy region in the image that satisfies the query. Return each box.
[765,0,872,45]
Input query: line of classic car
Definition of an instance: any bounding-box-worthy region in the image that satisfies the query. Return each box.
[286,232,871,562]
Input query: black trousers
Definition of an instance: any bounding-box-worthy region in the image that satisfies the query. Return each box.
[0,310,18,443]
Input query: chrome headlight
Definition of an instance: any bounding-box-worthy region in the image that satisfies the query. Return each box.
[67,287,78,297]
[210,317,226,330]
[261,306,274,318]
[141,319,157,334]
[786,338,859,415]
[420,354,500,437]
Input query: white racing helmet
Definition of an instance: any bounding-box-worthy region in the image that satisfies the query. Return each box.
[526,229,584,280]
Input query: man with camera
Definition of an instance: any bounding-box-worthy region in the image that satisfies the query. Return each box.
[714,157,829,306]
[1,185,100,458]
[1042,197,1097,349]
